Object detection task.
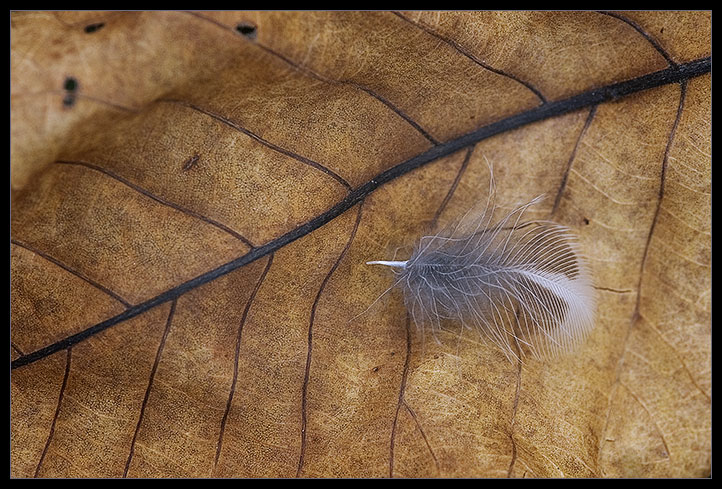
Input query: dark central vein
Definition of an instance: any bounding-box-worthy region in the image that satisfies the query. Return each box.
[10,57,710,370]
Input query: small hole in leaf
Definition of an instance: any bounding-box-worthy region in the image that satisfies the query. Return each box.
[64,77,78,92]
[84,22,105,33]
[62,77,78,108]
[235,22,257,40]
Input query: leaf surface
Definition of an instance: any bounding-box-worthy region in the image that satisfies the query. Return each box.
[10,11,711,478]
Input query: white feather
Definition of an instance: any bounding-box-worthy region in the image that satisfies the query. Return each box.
[367,193,596,361]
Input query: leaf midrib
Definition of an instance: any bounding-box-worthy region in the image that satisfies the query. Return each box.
[10,57,711,370]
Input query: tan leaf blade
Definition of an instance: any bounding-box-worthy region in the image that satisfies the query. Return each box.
[11,11,710,478]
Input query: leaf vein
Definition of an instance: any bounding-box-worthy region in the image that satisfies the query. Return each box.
[11,58,710,371]
[55,160,255,248]
[214,254,274,471]
[389,314,413,478]
[123,299,176,478]
[159,98,352,190]
[551,105,597,216]
[33,348,72,478]
[597,11,677,66]
[11,238,132,308]
[393,11,547,103]
[184,10,440,145]
[297,202,363,477]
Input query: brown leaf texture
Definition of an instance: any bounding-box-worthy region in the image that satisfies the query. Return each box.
[10,11,711,478]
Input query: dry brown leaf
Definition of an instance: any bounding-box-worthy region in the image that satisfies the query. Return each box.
[10,11,711,478]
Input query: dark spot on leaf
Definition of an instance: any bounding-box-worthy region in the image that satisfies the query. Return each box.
[182,154,201,171]
[84,22,105,33]
[63,77,78,108]
[64,77,78,92]
[236,22,257,40]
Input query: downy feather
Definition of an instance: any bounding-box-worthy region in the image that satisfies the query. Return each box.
[367,190,596,361]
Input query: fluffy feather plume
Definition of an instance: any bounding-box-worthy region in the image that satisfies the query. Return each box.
[368,192,596,361]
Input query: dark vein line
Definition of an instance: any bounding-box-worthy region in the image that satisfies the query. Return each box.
[355,86,440,145]
[10,90,138,113]
[393,11,547,104]
[402,401,440,473]
[594,286,633,294]
[432,146,474,224]
[598,11,677,67]
[550,105,598,216]
[11,238,131,307]
[598,79,686,468]
[181,10,229,30]
[389,314,413,478]
[297,202,364,478]
[50,10,127,29]
[388,147,469,476]
[634,80,686,318]
[34,348,72,478]
[11,342,24,356]
[255,42,440,146]
[55,160,255,249]
[123,299,176,478]
[11,57,710,371]
[507,324,523,478]
[158,98,352,190]
[184,11,439,146]
[214,254,274,470]
[506,362,522,477]
[73,93,139,113]
[625,77,707,405]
